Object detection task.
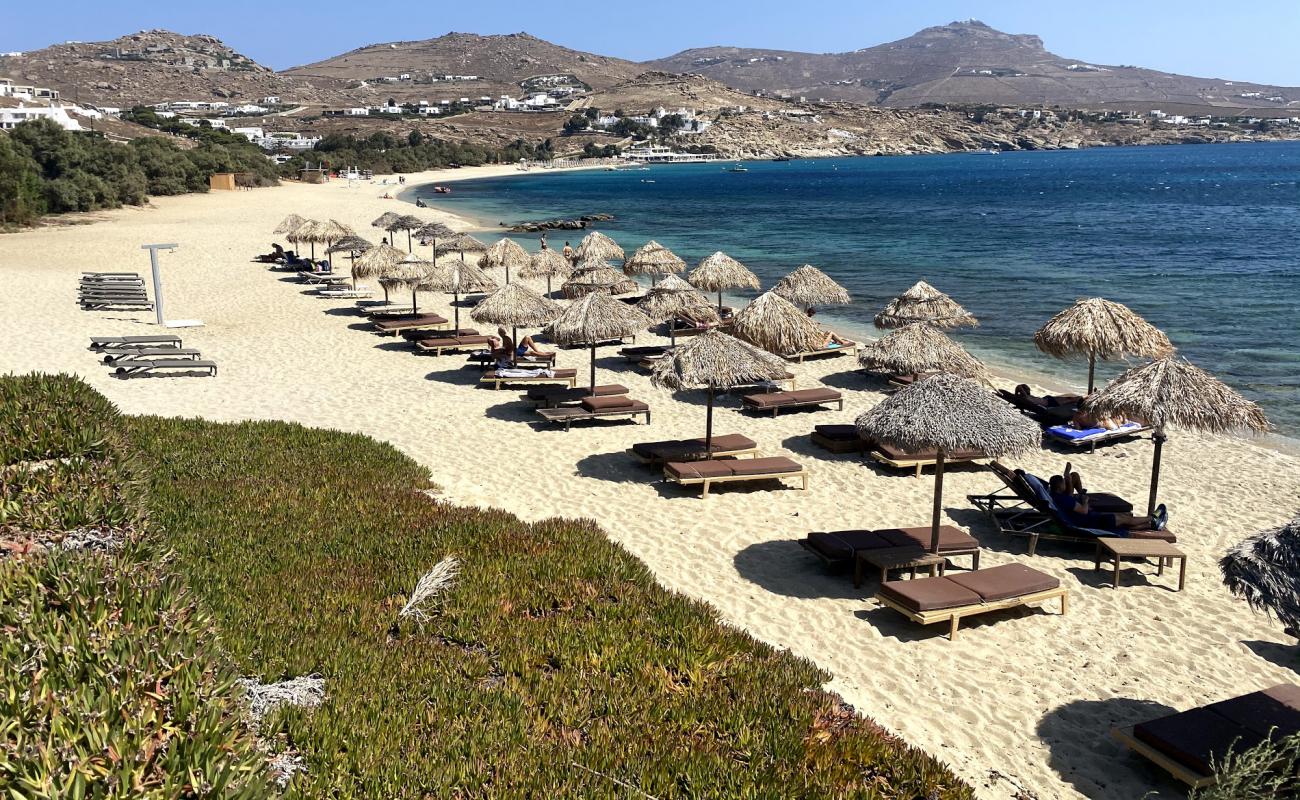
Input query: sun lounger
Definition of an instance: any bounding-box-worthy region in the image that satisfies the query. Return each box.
[967,462,1172,555]
[526,384,628,407]
[1046,420,1151,452]
[90,334,181,350]
[316,285,373,297]
[997,387,1082,427]
[670,317,732,337]
[1112,684,1300,789]
[732,373,797,393]
[869,442,989,478]
[629,433,759,464]
[414,335,494,355]
[402,328,480,341]
[113,359,217,378]
[536,395,651,430]
[620,345,672,362]
[663,456,806,498]
[800,526,982,577]
[784,339,858,363]
[480,368,576,390]
[373,314,450,335]
[875,563,1065,639]
[298,271,346,284]
[101,347,202,364]
[741,388,843,416]
[466,351,557,368]
[810,424,866,454]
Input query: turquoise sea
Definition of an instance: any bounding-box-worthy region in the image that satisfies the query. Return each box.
[412,143,1300,436]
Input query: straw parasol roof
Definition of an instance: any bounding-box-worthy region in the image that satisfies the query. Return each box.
[636,275,717,345]
[478,237,531,282]
[689,251,761,312]
[1034,298,1175,393]
[772,264,851,309]
[858,323,989,383]
[390,214,424,232]
[387,254,436,315]
[436,233,488,259]
[874,280,977,329]
[522,249,572,280]
[470,282,561,328]
[575,231,624,263]
[857,374,1042,552]
[286,219,319,244]
[350,243,407,302]
[421,260,498,330]
[273,213,307,235]
[318,219,354,242]
[327,235,372,255]
[562,265,639,298]
[1085,356,1269,514]
[544,292,651,390]
[651,330,792,453]
[730,291,825,356]
[416,222,454,244]
[1221,515,1300,633]
[623,240,686,279]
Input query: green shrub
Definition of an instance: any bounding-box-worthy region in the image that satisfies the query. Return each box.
[127,416,973,799]
[1192,732,1300,799]
[0,544,272,799]
[0,373,118,465]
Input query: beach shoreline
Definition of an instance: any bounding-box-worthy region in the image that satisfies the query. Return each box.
[3,165,1298,800]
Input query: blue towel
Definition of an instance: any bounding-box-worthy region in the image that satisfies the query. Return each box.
[1047,421,1143,441]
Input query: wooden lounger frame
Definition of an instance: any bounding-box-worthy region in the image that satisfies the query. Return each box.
[480,373,576,390]
[629,443,759,465]
[536,404,651,431]
[415,338,491,356]
[870,449,989,478]
[374,318,449,336]
[1110,726,1216,789]
[875,586,1067,640]
[665,465,808,498]
[783,341,859,363]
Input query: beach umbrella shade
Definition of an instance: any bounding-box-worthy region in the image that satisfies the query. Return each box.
[372,212,402,244]
[423,260,498,330]
[1034,297,1175,394]
[521,248,572,296]
[388,254,436,316]
[689,251,761,313]
[544,292,651,391]
[327,235,373,287]
[470,282,562,365]
[437,233,488,262]
[1221,515,1300,634]
[273,213,307,235]
[858,323,990,383]
[478,237,530,283]
[351,243,407,303]
[562,265,639,299]
[637,276,719,346]
[651,330,791,455]
[1085,356,1269,514]
[730,291,825,356]
[874,280,977,330]
[772,264,851,310]
[856,374,1042,552]
[623,240,686,285]
[575,231,624,263]
[416,222,455,262]
[389,214,425,252]
[287,219,322,259]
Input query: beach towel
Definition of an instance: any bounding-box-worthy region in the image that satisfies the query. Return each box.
[495,368,554,378]
[1047,421,1144,441]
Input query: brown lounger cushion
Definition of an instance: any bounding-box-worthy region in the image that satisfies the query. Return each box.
[879,577,983,613]
[417,335,491,349]
[726,456,799,476]
[529,384,627,400]
[665,460,735,481]
[804,530,895,561]
[813,424,859,442]
[582,395,637,411]
[946,563,1059,602]
[745,388,841,408]
[875,442,986,461]
[1127,528,1178,543]
[1134,707,1263,776]
[374,313,448,331]
[632,434,755,460]
[876,526,979,553]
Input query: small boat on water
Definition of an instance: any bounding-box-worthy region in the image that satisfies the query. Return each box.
[433,186,452,194]
[726,164,749,173]
[971,148,1001,155]
[772,156,792,162]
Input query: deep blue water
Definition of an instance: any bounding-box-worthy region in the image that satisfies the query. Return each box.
[413,144,1300,434]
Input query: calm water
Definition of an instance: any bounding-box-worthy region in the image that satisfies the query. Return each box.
[413,144,1300,435]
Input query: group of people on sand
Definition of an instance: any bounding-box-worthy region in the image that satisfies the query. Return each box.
[253,243,331,273]
[483,327,552,370]
[1049,463,1168,531]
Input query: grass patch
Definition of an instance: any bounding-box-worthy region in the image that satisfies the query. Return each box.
[127,415,974,799]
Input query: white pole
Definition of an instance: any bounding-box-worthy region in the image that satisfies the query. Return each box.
[141,243,178,326]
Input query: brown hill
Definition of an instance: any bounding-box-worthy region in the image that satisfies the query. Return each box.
[645,20,1300,114]
[577,72,785,114]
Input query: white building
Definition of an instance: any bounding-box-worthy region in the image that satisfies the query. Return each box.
[0,102,83,131]
[232,126,265,141]
[261,96,280,105]
[257,132,320,151]
[0,78,60,101]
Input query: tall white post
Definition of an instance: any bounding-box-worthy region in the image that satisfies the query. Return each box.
[141,243,178,326]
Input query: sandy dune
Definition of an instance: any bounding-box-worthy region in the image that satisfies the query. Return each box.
[3,166,1298,799]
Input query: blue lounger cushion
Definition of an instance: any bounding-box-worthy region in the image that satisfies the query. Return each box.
[1047,421,1144,441]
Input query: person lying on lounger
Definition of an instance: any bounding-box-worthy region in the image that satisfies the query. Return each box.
[254,243,286,263]
[819,331,851,348]
[516,335,552,359]
[1070,407,1128,431]
[1049,467,1167,530]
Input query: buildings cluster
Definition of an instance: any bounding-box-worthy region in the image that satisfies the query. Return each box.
[0,78,60,101]
[591,106,714,134]
[151,97,280,116]
[363,73,479,85]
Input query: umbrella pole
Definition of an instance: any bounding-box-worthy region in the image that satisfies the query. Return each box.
[589,342,597,392]
[1147,430,1166,516]
[453,291,460,331]
[547,277,552,297]
[930,451,946,553]
[717,289,723,314]
[705,389,715,457]
[1087,352,1097,395]
[411,288,418,317]
[406,231,413,252]
[512,326,518,366]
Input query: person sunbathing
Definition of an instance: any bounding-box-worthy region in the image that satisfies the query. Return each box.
[254,243,286,263]
[1070,408,1128,431]
[1049,468,1166,530]
[819,331,851,348]
[516,335,552,359]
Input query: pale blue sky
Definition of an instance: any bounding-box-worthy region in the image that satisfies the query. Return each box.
[6,0,1300,85]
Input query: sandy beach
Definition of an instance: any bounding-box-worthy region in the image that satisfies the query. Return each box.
[3,165,1298,799]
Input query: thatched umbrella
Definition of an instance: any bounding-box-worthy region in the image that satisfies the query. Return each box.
[575,231,624,264]
[351,243,407,304]
[416,222,454,263]
[637,276,719,346]
[479,237,530,284]
[423,260,498,330]
[730,291,824,356]
[857,374,1041,552]
[544,292,650,391]
[372,212,402,243]
[875,280,977,330]
[859,323,989,383]
[1222,516,1300,634]
[389,214,425,252]
[437,233,488,263]
[388,254,436,316]
[287,219,322,259]
[1086,357,1269,514]
[1034,298,1175,394]
[624,240,685,285]
[470,282,561,365]
[651,330,791,454]
[273,213,307,235]
[562,265,639,299]
[772,264,851,310]
[521,249,572,297]
[689,252,761,313]
[327,235,373,287]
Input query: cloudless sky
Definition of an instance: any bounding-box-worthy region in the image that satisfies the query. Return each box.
[5,0,1300,85]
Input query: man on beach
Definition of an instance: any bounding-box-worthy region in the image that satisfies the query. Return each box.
[562,241,574,264]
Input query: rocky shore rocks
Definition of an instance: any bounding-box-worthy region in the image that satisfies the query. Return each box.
[505,213,614,232]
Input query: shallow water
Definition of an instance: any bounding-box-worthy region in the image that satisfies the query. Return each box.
[415,143,1300,435]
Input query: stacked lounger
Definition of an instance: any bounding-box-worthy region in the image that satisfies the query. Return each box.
[742,388,843,416]
[536,394,650,430]
[79,273,152,310]
[663,456,806,497]
[630,434,758,464]
[810,424,866,454]
[875,562,1066,640]
[801,526,982,576]
[90,336,216,377]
